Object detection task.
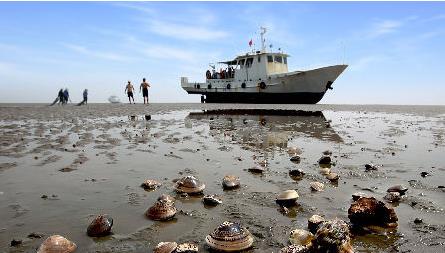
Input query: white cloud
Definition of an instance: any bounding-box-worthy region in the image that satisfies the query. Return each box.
[62,43,130,61]
[145,20,228,41]
[368,20,403,38]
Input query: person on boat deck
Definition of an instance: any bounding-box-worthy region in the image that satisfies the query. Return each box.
[212,68,216,79]
[125,81,135,104]
[77,89,88,106]
[220,69,225,79]
[206,70,211,79]
[228,67,232,79]
[139,78,151,104]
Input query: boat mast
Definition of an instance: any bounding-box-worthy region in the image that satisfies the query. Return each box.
[260,27,267,53]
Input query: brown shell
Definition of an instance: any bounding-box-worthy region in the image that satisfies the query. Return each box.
[141,179,162,190]
[312,219,354,253]
[326,172,339,181]
[37,235,77,253]
[175,242,199,252]
[276,190,299,206]
[348,196,398,227]
[310,182,325,192]
[318,156,331,165]
[157,194,175,203]
[222,175,240,189]
[203,194,222,206]
[248,165,265,173]
[153,242,177,253]
[205,221,254,252]
[387,185,408,195]
[87,214,113,237]
[289,229,314,246]
[145,200,177,221]
[308,215,325,234]
[175,176,205,194]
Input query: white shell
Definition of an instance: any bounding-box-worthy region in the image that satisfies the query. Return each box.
[37,235,77,253]
[289,229,314,246]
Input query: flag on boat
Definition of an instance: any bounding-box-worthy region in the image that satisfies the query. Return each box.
[248,39,253,47]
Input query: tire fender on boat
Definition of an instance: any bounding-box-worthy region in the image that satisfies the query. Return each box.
[259,82,266,89]
[226,84,231,89]
[207,84,212,89]
[241,83,246,88]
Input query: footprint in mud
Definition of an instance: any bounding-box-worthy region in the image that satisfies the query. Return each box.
[0,162,17,172]
[37,155,62,166]
[127,192,142,206]
[8,203,29,218]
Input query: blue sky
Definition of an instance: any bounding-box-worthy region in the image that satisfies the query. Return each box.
[0,1,444,104]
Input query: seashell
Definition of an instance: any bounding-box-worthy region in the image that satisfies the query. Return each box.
[351,192,367,201]
[154,242,177,253]
[387,185,408,195]
[258,159,268,167]
[289,229,314,247]
[290,155,301,163]
[276,190,299,206]
[157,194,175,203]
[289,169,305,180]
[222,175,240,190]
[203,194,222,206]
[37,235,77,253]
[175,242,198,252]
[365,163,378,171]
[175,176,205,194]
[205,221,254,252]
[318,156,331,165]
[145,200,177,221]
[288,147,303,155]
[87,214,113,237]
[310,182,325,192]
[312,218,354,253]
[141,179,162,190]
[319,167,331,175]
[326,172,339,181]
[348,196,398,227]
[384,192,401,203]
[279,245,309,253]
[308,215,325,234]
[248,165,265,174]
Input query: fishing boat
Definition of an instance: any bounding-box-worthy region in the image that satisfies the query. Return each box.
[180,28,347,104]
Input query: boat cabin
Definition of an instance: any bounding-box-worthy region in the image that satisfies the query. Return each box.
[209,52,289,83]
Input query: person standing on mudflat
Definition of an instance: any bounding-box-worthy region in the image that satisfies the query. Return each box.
[125,81,135,104]
[139,78,151,104]
[77,89,88,106]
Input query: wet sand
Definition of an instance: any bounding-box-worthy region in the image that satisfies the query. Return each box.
[0,103,444,252]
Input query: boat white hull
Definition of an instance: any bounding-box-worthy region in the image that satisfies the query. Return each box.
[181,64,347,104]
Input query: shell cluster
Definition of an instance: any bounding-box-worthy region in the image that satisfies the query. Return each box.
[311,218,353,253]
[87,214,113,237]
[175,176,205,194]
[37,235,77,253]
[205,221,254,252]
[141,179,162,190]
[146,199,177,221]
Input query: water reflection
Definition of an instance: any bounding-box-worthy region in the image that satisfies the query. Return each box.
[186,109,343,152]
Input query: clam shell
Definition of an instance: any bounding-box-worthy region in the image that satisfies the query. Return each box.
[319,167,331,175]
[312,218,353,253]
[279,245,309,253]
[318,156,331,165]
[326,172,339,181]
[37,235,77,253]
[322,150,332,156]
[384,192,401,203]
[276,190,299,206]
[310,182,325,192]
[290,155,301,163]
[351,192,367,201]
[222,175,240,189]
[205,221,254,252]
[203,194,222,206]
[145,200,177,221]
[154,242,177,253]
[175,176,205,194]
[287,147,303,155]
[365,163,378,171]
[157,194,176,203]
[248,165,265,173]
[289,229,314,246]
[87,214,113,237]
[308,215,325,234]
[289,169,305,180]
[387,185,408,195]
[141,179,161,190]
[175,243,198,252]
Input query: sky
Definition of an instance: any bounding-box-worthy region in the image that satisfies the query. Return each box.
[0,1,444,105]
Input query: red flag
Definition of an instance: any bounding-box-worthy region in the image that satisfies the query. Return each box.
[248,39,253,47]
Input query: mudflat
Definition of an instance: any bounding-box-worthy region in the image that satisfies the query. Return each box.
[0,103,444,252]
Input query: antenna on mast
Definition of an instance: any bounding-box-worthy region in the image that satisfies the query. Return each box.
[260,27,267,52]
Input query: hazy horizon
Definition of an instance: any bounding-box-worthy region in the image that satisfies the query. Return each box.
[1,2,444,105]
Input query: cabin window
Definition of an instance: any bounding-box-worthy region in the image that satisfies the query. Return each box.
[283,57,287,64]
[246,58,253,67]
[267,55,273,62]
[238,59,245,66]
[275,56,282,63]
[258,56,261,62]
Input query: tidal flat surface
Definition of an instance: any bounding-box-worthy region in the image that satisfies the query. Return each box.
[0,103,444,252]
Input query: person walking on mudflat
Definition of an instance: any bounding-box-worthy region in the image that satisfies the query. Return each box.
[77,89,88,106]
[139,78,151,104]
[125,81,135,104]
